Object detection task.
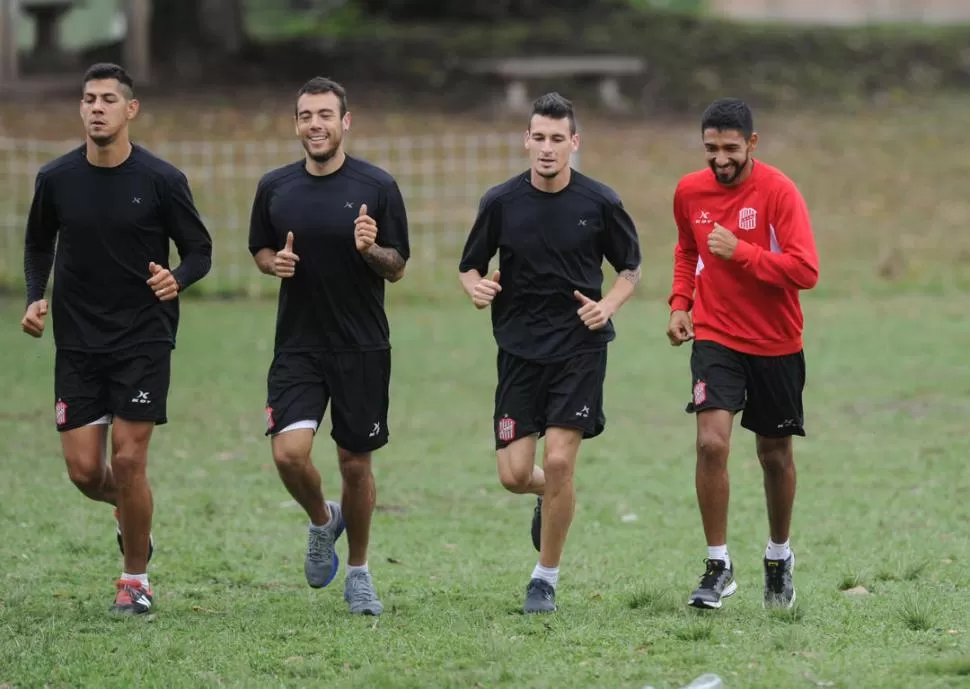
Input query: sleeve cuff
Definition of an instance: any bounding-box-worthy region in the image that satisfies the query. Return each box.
[732,239,758,264]
[669,296,692,313]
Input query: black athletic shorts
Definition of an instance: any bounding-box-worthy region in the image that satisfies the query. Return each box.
[686,339,806,437]
[53,343,172,432]
[264,349,391,454]
[493,348,607,450]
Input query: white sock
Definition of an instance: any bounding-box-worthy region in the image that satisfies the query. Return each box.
[531,563,559,588]
[765,539,791,561]
[707,545,731,569]
[121,572,149,587]
[347,562,369,576]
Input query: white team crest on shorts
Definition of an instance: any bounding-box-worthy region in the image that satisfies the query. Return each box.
[265,406,274,431]
[497,416,517,442]
[55,400,67,426]
[693,381,707,406]
[738,207,757,231]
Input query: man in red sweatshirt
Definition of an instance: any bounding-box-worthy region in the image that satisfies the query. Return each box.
[666,98,819,611]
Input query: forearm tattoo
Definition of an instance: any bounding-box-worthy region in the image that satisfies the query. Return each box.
[363,245,405,280]
[620,266,642,287]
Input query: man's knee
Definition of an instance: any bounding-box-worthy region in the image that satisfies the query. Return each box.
[497,436,537,493]
[65,454,104,493]
[498,461,532,493]
[110,420,153,476]
[696,410,732,466]
[271,429,314,471]
[61,427,106,493]
[542,427,582,483]
[337,447,372,485]
[756,435,793,472]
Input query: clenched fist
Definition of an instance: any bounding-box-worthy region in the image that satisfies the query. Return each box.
[21,299,48,338]
[574,290,614,331]
[708,223,739,260]
[666,309,694,346]
[147,262,180,301]
[471,270,502,309]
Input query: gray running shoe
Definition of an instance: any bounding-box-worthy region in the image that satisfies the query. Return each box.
[304,500,344,588]
[688,559,737,609]
[344,569,384,616]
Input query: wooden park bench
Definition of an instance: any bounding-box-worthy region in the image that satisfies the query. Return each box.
[467,55,646,113]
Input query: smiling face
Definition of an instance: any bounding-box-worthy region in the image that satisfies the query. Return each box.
[526,114,579,180]
[294,90,350,164]
[80,78,138,146]
[703,127,758,186]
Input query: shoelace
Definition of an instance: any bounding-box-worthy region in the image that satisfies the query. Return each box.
[346,573,375,602]
[528,581,553,600]
[699,559,725,588]
[307,530,330,560]
[765,563,787,592]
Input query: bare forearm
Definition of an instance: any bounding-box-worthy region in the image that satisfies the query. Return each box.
[363,245,406,282]
[253,248,276,276]
[603,266,640,312]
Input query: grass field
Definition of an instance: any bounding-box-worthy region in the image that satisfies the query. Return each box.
[2,92,970,688]
[2,289,970,688]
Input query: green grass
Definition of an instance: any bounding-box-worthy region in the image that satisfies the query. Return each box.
[2,287,969,688]
[2,93,969,687]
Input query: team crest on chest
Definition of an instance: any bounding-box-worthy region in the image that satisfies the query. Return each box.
[738,207,757,231]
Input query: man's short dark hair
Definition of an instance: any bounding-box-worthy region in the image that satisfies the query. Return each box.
[701,98,754,139]
[530,92,577,136]
[82,62,134,98]
[295,77,348,117]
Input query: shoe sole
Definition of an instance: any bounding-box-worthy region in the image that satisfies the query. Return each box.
[764,589,797,610]
[308,552,341,589]
[688,580,738,609]
[523,605,557,614]
[349,604,384,616]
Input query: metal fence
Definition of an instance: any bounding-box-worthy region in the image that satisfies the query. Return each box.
[0,134,552,295]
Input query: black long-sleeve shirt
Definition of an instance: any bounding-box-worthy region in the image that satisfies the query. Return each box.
[23,144,213,352]
[459,170,642,362]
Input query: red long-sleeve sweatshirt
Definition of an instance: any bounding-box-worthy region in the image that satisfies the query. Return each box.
[668,161,819,357]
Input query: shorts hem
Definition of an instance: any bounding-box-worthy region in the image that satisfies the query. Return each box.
[56,411,111,432]
[494,428,539,451]
[332,433,389,454]
[740,421,807,438]
[545,420,604,441]
[685,403,744,415]
[115,414,168,426]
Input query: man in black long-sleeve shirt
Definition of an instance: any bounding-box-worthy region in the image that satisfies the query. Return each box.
[248,77,409,616]
[20,63,212,616]
[458,93,642,614]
